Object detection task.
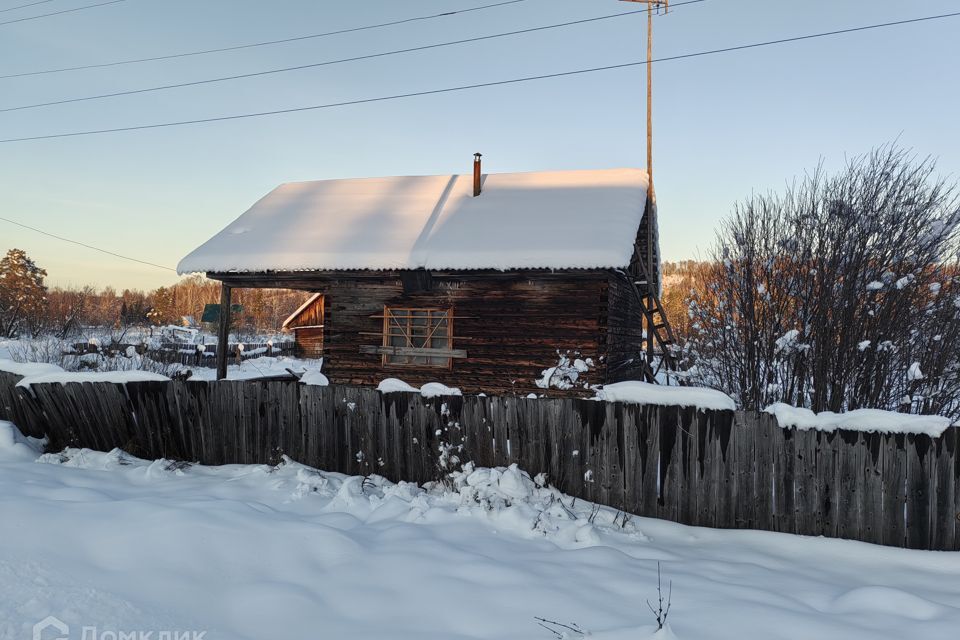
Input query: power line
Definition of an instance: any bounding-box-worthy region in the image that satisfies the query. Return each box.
[0,0,56,14]
[0,5,693,113]
[2,10,957,144]
[0,216,177,272]
[0,0,534,78]
[0,0,125,27]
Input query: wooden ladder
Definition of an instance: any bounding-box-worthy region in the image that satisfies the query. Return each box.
[628,246,679,383]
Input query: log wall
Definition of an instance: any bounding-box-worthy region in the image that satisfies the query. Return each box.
[606,272,645,382]
[293,327,324,359]
[218,271,613,394]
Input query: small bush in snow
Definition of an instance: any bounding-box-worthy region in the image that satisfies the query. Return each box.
[647,562,672,631]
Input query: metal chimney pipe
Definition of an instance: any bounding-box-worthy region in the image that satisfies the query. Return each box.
[473,153,482,197]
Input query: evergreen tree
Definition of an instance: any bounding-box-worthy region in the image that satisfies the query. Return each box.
[0,248,48,338]
[147,286,178,326]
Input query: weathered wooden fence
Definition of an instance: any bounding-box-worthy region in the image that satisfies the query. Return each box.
[0,372,957,551]
[70,342,296,367]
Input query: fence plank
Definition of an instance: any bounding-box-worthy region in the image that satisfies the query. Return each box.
[772,425,795,534]
[0,372,41,436]
[0,372,22,422]
[517,397,544,481]
[953,429,960,551]
[791,428,814,536]
[363,387,385,476]
[836,430,863,542]
[126,381,177,459]
[955,429,960,552]
[621,403,642,516]
[634,405,657,520]
[542,398,562,491]
[489,396,510,466]
[560,398,587,501]
[860,432,884,546]
[714,411,737,529]
[196,380,218,465]
[816,431,840,537]
[578,400,605,505]
[475,396,498,471]
[732,412,755,530]
[279,381,301,464]
[905,434,933,549]
[752,414,775,533]
[314,384,333,472]
[31,383,79,449]
[614,403,630,515]
[167,382,195,461]
[59,383,100,450]
[5,382,47,440]
[695,410,718,529]
[677,407,698,527]
[657,405,682,525]
[396,391,417,481]
[880,433,907,547]
[378,391,405,479]
[931,428,957,551]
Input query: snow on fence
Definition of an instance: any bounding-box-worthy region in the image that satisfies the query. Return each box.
[0,371,957,551]
[149,342,297,367]
[68,342,297,367]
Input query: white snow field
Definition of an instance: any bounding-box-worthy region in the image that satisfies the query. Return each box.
[1,421,958,640]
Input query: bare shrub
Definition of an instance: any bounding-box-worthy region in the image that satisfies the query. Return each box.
[7,337,75,369]
[535,563,673,637]
[647,562,672,630]
[685,145,960,417]
[9,336,181,377]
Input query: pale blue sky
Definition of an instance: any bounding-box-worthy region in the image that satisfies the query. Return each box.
[0,0,957,290]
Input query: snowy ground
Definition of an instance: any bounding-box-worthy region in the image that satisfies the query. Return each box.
[182,355,326,382]
[1,423,958,640]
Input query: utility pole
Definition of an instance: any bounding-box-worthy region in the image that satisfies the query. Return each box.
[620,0,668,194]
[620,1,675,383]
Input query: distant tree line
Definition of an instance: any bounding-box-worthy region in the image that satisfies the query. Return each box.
[0,257,310,341]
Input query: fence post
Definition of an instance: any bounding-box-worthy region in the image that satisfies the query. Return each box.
[216,284,231,380]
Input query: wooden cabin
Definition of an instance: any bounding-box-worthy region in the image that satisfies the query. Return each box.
[178,162,666,395]
[282,293,325,358]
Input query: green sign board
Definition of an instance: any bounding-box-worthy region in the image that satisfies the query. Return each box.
[201,303,243,323]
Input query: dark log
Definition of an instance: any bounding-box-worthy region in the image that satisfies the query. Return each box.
[216,284,231,381]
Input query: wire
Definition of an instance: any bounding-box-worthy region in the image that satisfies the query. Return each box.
[0,0,534,78]
[2,9,957,144]
[0,215,177,271]
[0,0,56,14]
[0,6,687,113]
[0,0,706,80]
[0,0,125,27]
[0,0,696,274]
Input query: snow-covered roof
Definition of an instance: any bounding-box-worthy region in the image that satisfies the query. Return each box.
[282,293,322,329]
[177,168,649,274]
